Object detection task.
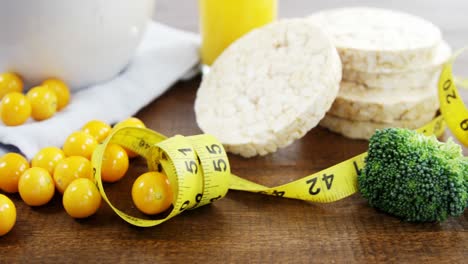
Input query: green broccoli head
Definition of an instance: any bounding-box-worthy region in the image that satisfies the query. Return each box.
[358,128,468,222]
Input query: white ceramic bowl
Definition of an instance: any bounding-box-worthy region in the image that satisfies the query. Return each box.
[0,0,155,90]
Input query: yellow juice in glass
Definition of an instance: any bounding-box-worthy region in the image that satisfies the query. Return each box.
[199,0,278,66]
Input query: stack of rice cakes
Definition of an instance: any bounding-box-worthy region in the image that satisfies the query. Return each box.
[309,7,451,139]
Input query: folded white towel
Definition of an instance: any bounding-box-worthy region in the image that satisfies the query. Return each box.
[0,22,200,159]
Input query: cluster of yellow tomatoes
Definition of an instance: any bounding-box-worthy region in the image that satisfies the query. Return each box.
[0,72,71,126]
[0,117,174,236]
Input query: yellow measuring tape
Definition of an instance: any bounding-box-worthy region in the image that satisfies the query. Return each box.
[438,48,468,146]
[91,50,468,227]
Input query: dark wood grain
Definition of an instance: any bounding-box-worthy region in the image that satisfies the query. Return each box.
[1,1,467,263]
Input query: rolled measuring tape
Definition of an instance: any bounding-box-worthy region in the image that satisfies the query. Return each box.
[91,116,444,227]
[92,129,231,227]
[92,50,468,226]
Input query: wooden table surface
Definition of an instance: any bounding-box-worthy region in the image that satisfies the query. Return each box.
[1,0,467,263]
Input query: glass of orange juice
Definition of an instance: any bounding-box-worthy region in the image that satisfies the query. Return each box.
[199,0,278,66]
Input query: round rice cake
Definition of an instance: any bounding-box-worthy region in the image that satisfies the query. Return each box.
[195,19,342,157]
[328,81,439,123]
[342,42,451,90]
[320,112,437,140]
[308,7,442,72]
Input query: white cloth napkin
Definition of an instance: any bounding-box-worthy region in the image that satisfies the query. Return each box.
[0,22,200,159]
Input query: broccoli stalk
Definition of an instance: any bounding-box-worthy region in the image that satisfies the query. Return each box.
[358,128,468,222]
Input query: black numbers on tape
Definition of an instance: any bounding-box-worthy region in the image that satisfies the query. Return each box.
[353,161,362,175]
[307,177,320,195]
[213,159,227,172]
[178,148,192,156]
[443,79,457,104]
[446,90,457,104]
[180,195,203,211]
[256,190,286,197]
[195,193,203,203]
[443,79,452,91]
[460,119,468,131]
[307,174,334,195]
[272,190,285,197]
[139,139,151,150]
[206,144,222,154]
[322,174,334,190]
[180,200,190,211]
[185,160,198,174]
[209,195,222,203]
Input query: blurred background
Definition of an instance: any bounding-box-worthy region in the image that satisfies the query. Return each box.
[154,0,468,49]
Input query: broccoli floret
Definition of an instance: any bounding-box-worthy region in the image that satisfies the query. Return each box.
[358,128,468,222]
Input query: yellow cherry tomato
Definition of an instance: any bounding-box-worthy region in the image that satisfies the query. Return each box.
[53,156,92,194]
[0,72,23,99]
[0,153,29,193]
[18,167,55,206]
[112,117,146,131]
[81,120,111,143]
[63,178,101,218]
[0,92,31,126]
[31,146,65,175]
[42,78,70,111]
[0,194,16,236]
[113,117,146,158]
[62,131,97,159]
[101,144,129,183]
[26,86,58,121]
[132,172,173,215]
